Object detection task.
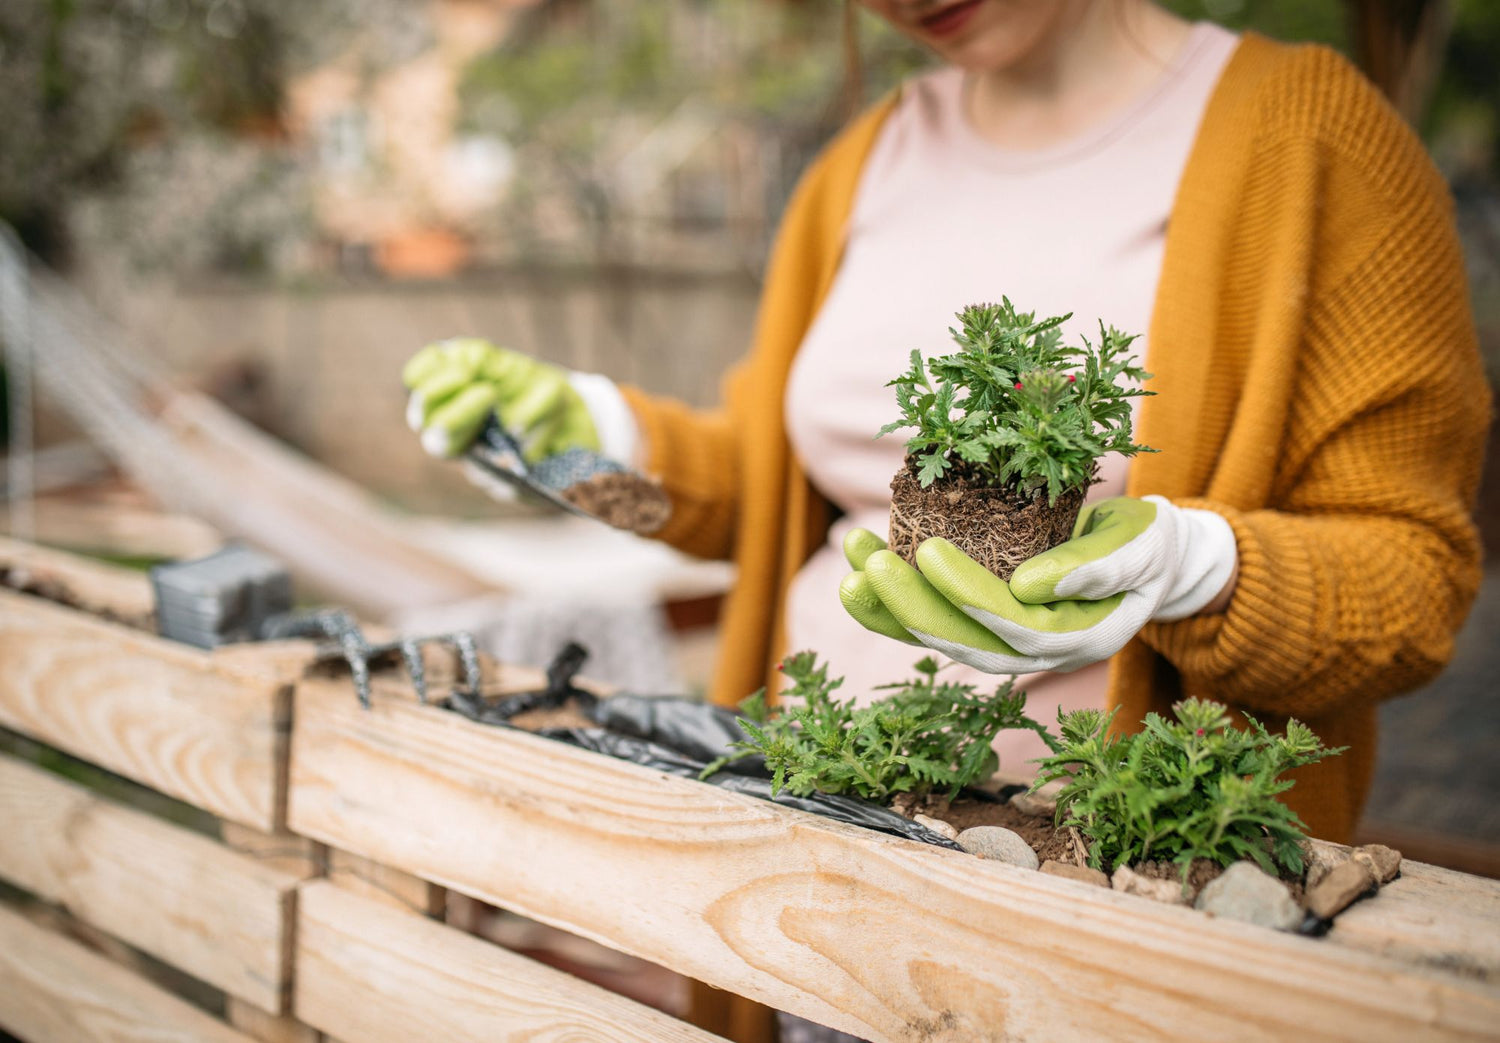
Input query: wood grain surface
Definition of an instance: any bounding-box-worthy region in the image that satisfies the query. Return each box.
[289,677,1500,1042]
[296,880,723,1043]
[0,902,254,1043]
[0,754,308,1011]
[0,588,289,828]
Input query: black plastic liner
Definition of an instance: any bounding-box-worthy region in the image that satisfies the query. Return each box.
[445,643,964,851]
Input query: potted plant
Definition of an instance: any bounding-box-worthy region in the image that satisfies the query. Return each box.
[878,299,1154,579]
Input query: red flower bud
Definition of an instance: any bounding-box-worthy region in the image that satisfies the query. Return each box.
[1014,382,1023,390]
[1195,728,1206,737]
[1067,373,1077,383]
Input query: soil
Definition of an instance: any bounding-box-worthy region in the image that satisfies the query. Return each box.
[508,699,597,731]
[901,793,1311,902]
[887,459,1088,580]
[562,472,671,536]
[896,793,1080,865]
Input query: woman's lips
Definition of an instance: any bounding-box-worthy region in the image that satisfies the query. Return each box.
[920,0,982,37]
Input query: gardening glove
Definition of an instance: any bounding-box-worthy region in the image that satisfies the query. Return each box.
[402,337,638,463]
[839,495,1237,674]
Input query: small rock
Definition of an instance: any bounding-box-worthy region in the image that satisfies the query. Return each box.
[1352,844,1402,884]
[914,813,958,841]
[1301,838,1352,889]
[1040,860,1109,887]
[1306,860,1377,920]
[1194,862,1302,931]
[1111,864,1190,905]
[956,826,1040,870]
[1007,791,1057,818]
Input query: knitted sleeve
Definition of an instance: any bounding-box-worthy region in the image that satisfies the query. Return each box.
[617,377,742,562]
[1140,59,1490,719]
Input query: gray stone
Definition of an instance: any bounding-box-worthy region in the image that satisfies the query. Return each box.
[956,826,1040,870]
[1111,864,1190,905]
[1306,860,1377,920]
[1352,844,1402,884]
[1007,791,1057,818]
[1301,838,1352,889]
[1194,862,1303,931]
[1040,860,1109,887]
[913,813,958,841]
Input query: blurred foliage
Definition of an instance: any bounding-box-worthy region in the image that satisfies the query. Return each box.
[455,1,931,259]
[2,0,1497,281]
[0,0,429,269]
[1161,0,1349,49]
[1424,0,1500,177]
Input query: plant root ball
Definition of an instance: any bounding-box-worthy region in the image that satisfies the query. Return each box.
[887,459,1086,580]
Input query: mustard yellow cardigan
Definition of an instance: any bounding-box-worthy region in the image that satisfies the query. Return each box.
[621,34,1489,842]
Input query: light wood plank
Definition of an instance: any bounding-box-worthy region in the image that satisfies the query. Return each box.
[0,754,308,1011]
[3,497,223,562]
[0,587,294,828]
[296,881,722,1043]
[219,824,325,1040]
[0,533,155,624]
[225,1000,323,1043]
[220,822,326,878]
[0,902,253,1043]
[327,850,444,917]
[1325,858,1500,979]
[289,678,1500,1042]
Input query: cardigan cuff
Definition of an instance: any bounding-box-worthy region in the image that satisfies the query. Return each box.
[1139,499,1325,717]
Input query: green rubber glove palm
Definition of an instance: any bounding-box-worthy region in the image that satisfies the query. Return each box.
[402,338,600,460]
[839,496,1238,673]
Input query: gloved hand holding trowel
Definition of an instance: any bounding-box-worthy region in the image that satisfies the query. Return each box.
[401,338,668,534]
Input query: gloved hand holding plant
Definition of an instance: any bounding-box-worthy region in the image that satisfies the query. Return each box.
[841,300,1238,674]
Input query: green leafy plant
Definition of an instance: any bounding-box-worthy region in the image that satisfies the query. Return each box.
[1033,700,1345,878]
[703,651,1057,802]
[879,299,1155,504]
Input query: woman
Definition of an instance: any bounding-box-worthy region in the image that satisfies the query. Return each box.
[404,0,1487,845]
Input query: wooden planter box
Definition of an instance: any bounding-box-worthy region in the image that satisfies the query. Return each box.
[1,539,1498,1042]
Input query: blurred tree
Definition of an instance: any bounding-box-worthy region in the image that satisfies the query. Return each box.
[0,0,429,273]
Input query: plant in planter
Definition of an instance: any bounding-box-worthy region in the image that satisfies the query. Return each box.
[706,651,1055,802]
[1032,699,1345,879]
[879,299,1154,579]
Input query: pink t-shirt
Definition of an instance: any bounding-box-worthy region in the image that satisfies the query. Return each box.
[783,23,1238,776]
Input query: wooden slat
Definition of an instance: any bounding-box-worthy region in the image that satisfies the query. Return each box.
[296,881,721,1043]
[0,902,254,1043]
[328,849,444,917]
[224,1001,322,1043]
[0,754,309,1011]
[219,823,325,1041]
[0,533,156,623]
[289,678,1500,1042]
[1326,859,1500,979]
[0,587,295,828]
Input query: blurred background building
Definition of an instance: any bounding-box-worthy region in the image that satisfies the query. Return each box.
[1,0,1497,866]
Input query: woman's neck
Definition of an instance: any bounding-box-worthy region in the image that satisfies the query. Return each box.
[964,0,1194,151]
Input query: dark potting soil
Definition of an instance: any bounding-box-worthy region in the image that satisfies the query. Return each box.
[905,795,1310,900]
[562,472,671,535]
[887,459,1087,580]
[899,794,1080,865]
